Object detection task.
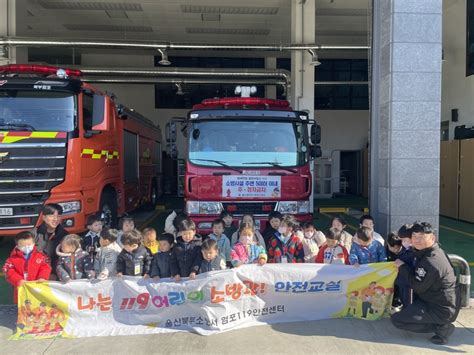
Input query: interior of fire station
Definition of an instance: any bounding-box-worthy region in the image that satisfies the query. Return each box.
[0,0,473,303]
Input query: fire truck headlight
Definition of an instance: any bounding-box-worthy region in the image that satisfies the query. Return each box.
[199,202,223,214]
[276,201,298,214]
[186,201,200,214]
[277,201,309,214]
[58,201,81,215]
[186,201,223,215]
[297,201,310,214]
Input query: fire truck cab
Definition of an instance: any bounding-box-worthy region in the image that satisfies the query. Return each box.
[176,93,321,235]
[0,65,162,236]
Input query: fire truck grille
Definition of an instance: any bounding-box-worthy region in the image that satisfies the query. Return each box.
[0,139,67,230]
[221,202,277,216]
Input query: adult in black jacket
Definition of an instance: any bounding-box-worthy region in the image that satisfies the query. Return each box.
[31,204,68,271]
[391,222,458,345]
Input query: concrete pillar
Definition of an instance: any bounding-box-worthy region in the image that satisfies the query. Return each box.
[265,57,277,99]
[370,0,443,235]
[0,0,27,64]
[290,0,315,111]
[291,0,316,212]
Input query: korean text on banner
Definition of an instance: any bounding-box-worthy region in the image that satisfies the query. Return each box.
[11,263,398,340]
[222,176,281,198]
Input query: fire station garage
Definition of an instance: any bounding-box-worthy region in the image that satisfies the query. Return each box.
[0,0,473,341]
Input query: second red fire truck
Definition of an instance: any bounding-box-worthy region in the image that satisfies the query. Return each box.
[168,90,321,235]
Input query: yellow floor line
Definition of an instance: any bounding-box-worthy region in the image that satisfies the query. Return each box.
[320,212,358,232]
[439,225,474,239]
[0,272,4,277]
[469,262,474,267]
[319,207,349,213]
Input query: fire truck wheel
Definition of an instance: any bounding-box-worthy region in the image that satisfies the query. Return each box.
[145,181,158,211]
[100,190,118,228]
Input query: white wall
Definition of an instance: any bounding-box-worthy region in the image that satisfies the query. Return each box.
[442,0,474,137]
[317,110,369,194]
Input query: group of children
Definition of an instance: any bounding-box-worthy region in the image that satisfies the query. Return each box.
[2,203,411,310]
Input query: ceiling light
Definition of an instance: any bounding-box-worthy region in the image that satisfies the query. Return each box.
[158,49,171,65]
[181,5,279,15]
[105,10,129,19]
[186,28,270,35]
[63,24,152,32]
[201,13,221,21]
[38,1,142,11]
[308,49,321,66]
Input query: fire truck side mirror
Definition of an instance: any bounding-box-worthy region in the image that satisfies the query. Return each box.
[310,145,322,159]
[310,124,321,145]
[91,95,110,132]
[166,121,177,143]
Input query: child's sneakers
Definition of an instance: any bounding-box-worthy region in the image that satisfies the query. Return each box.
[389,305,403,315]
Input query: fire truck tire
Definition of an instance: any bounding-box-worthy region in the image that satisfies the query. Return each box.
[145,180,158,211]
[100,190,118,228]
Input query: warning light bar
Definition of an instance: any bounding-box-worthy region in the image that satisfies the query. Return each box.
[193,97,291,110]
[0,64,82,77]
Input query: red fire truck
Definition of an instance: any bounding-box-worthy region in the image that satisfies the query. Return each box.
[171,92,321,235]
[0,65,162,237]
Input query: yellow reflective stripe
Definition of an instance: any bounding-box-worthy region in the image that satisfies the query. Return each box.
[82,149,120,159]
[30,132,58,139]
[81,149,95,156]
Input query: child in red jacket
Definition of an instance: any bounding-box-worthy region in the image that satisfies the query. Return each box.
[315,228,350,265]
[2,231,51,303]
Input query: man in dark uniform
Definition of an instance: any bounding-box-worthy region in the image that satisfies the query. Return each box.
[391,222,458,345]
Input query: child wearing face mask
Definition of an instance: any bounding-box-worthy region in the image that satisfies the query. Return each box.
[267,215,305,263]
[230,214,265,248]
[230,223,267,267]
[2,231,52,303]
[302,222,327,263]
[330,215,353,252]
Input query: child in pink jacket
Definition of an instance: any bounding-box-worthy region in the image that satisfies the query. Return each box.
[230,223,267,267]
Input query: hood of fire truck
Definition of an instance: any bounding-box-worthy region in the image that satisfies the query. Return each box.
[185,163,312,200]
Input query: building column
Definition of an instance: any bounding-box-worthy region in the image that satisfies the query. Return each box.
[291,0,316,212]
[265,57,277,99]
[290,0,315,111]
[0,0,27,65]
[370,0,443,235]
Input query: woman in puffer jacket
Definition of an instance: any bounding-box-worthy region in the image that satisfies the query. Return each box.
[56,234,95,282]
[230,214,266,248]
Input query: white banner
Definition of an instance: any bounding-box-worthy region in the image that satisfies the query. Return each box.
[222,175,281,198]
[12,263,397,339]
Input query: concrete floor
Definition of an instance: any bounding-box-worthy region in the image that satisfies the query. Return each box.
[0,304,473,354]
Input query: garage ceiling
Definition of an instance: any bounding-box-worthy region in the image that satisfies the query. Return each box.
[18,0,371,46]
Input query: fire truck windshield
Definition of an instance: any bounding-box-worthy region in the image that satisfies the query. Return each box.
[0,90,75,132]
[189,120,308,168]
